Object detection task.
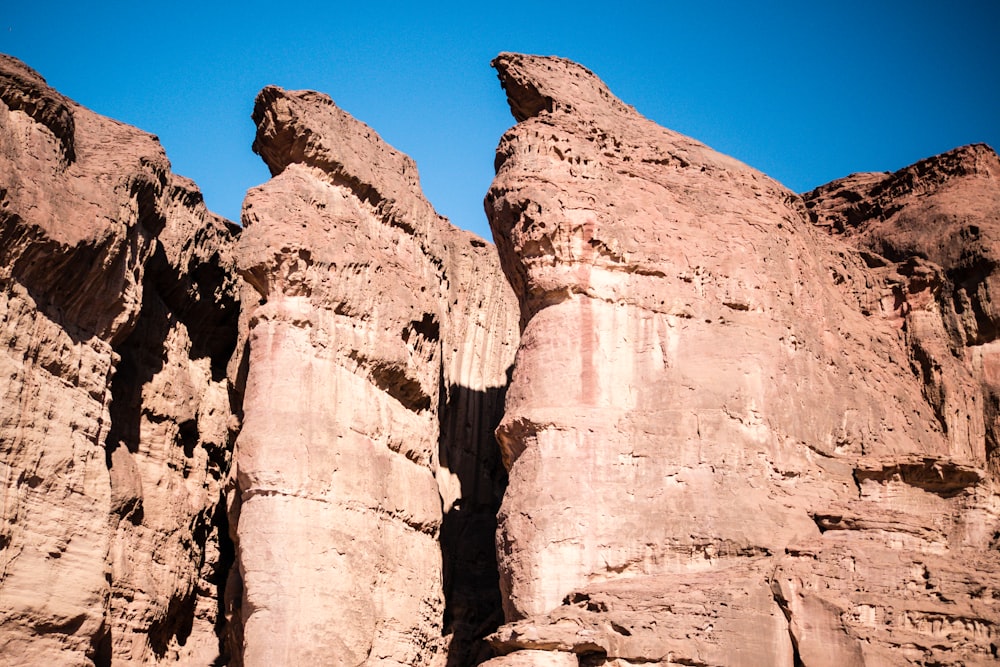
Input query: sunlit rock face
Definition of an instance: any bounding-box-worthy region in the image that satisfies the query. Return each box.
[484,52,1000,666]
[803,143,1000,470]
[0,54,241,665]
[230,85,519,666]
[0,53,521,667]
[3,46,999,667]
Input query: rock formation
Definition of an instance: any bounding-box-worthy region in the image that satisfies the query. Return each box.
[229,86,518,666]
[0,54,240,665]
[803,144,1000,469]
[484,53,1000,666]
[0,53,520,667]
[2,48,999,667]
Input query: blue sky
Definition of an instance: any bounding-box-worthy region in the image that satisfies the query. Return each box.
[2,1,998,241]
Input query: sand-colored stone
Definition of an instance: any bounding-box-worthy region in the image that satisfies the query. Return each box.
[485,52,1000,665]
[230,85,518,666]
[804,144,1000,472]
[3,47,1000,667]
[0,54,241,665]
[481,649,578,667]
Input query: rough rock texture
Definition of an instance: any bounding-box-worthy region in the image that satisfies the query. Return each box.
[0,55,241,665]
[485,53,1000,666]
[4,47,1000,667]
[803,144,1000,474]
[229,86,518,666]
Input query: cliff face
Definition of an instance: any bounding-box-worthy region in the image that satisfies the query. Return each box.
[0,55,240,665]
[484,53,1000,666]
[0,54,520,667]
[1,50,999,667]
[229,86,518,666]
[803,145,1000,471]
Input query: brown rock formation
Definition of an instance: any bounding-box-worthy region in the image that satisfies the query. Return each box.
[804,144,1000,472]
[0,54,240,665]
[229,86,518,665]
[485,53,1000,666]
[3,47,999,667]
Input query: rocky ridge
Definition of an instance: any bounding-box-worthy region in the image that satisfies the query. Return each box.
[0,49,998,667]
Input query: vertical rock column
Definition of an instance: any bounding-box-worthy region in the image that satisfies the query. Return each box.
[485,50,835,624]
[232,86,518,666]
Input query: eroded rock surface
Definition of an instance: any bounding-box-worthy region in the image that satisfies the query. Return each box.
[804,144,1000,472]
[3,47,999,667]
[485,53,1000,666]
[0,54,241,665]
[230,85,518,666]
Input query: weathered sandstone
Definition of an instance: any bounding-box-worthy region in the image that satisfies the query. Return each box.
[0,54,240,665]
[485,52,1000,666]
[230,85,518,665]
[804,143,1000,472]
[0,53,520,667]
[3,47,1000,667]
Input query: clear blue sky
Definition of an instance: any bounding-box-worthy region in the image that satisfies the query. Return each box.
[3,1,998,240]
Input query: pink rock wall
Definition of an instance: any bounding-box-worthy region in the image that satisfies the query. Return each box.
[229,85,518,666]
[484,53,1000,666]
[2,49,999,667]
[0,55,240,665]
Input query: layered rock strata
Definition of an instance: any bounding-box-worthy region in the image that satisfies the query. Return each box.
[229,86,518,665]
[0,54,241,666]
[485,53,1000,666]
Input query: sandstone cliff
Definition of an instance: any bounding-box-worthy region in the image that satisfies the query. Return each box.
[2,48,999,667]
[229,85,518,666]
[0,54,520,666]
[484,53,1000,666]
[804,144,1000,472]
[0,55,240,665]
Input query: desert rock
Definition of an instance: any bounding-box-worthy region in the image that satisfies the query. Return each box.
[3,46,1000,667]
[485,52,1000,665]
[804,144,1000,470]
[0,54,241,665]
[230,85,518,666]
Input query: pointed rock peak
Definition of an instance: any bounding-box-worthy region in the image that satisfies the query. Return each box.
[251,85,344,176]
[250,84,419,189]
[492,52,635,122]
[0,53,50,89]
[250,84,435,226]
[489,52,758,182]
